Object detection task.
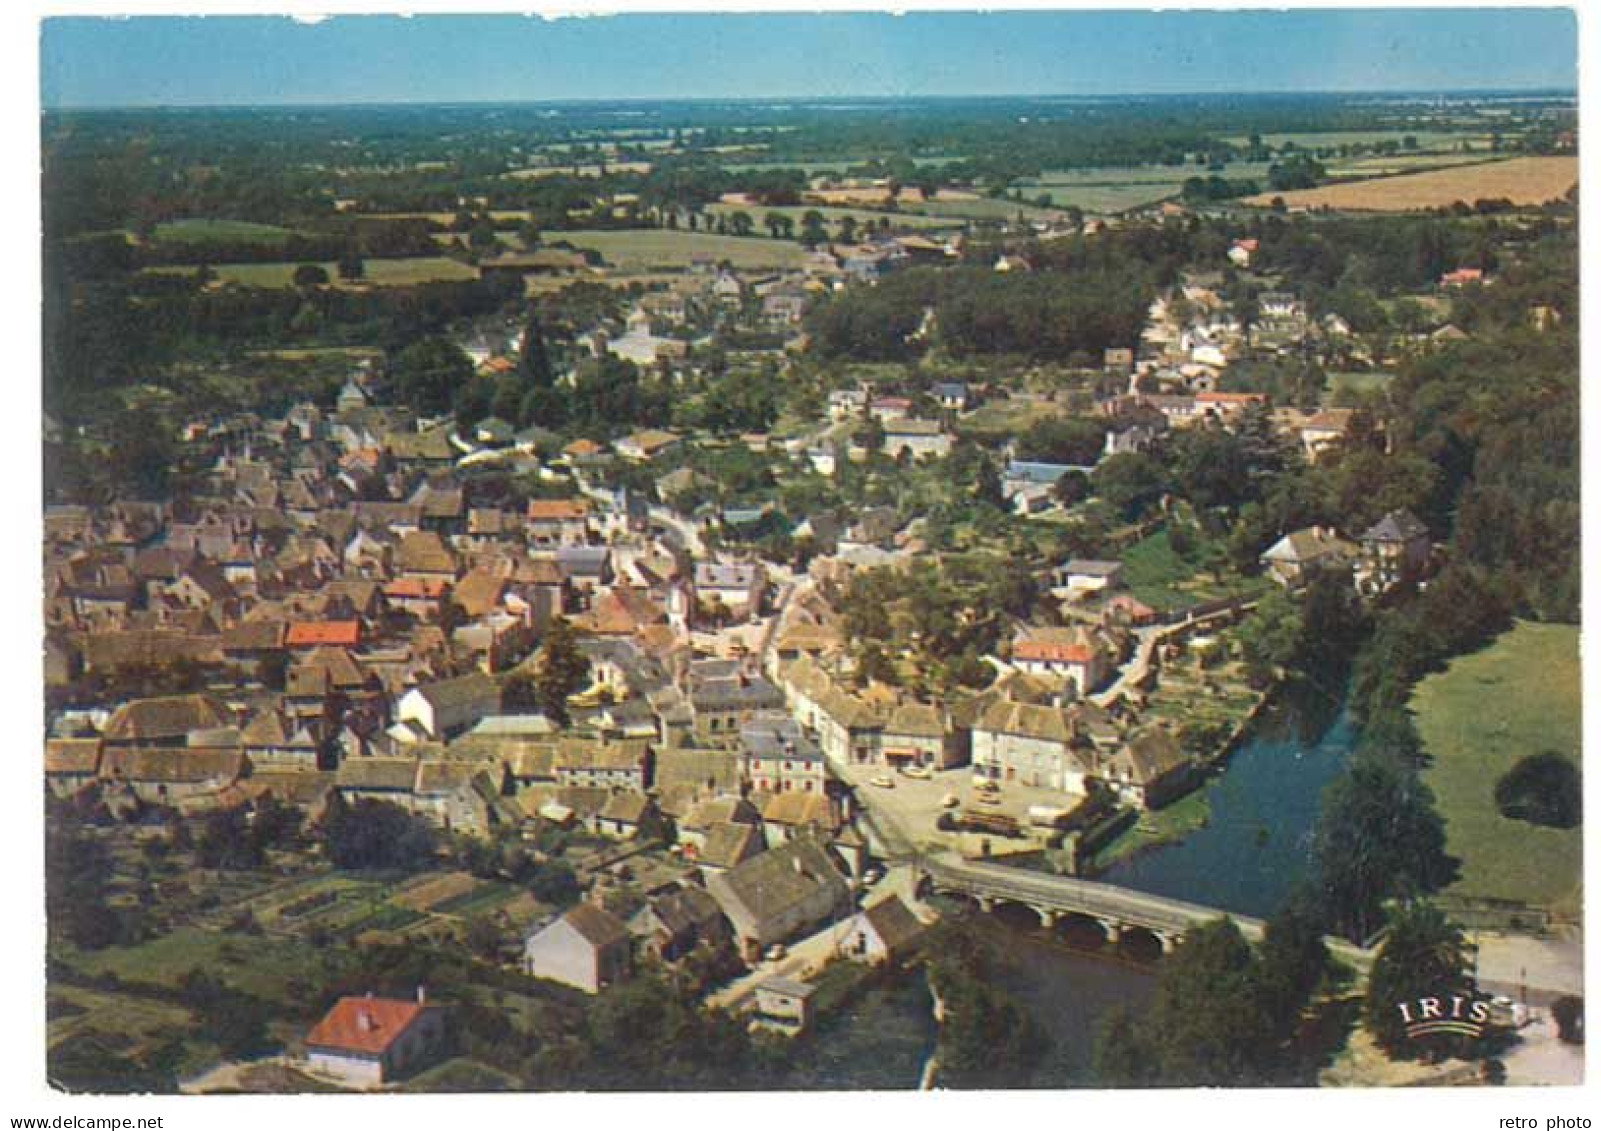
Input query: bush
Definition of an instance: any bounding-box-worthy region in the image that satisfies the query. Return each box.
[1551,995,1584,1044]
[1494,752,1581,829]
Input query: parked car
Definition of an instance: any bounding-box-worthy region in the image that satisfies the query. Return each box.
[975,790,1003,806]
[869,774,895,788]
[765,943,787,962]
[940,793,961,809]
[900,765,932,780]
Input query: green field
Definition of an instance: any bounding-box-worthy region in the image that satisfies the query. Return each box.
[153,219,303,246]
[1013,162,1276,214]
[1410,620,1582,915]
[61,927,322,1001]
[558,228,809,272]
[149,256,480,289]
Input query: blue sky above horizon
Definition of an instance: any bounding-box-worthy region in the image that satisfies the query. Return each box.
[40,10,1577,109]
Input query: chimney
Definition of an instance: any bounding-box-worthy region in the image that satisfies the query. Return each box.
[357,1009,374,1033]
[416,985,427,1005]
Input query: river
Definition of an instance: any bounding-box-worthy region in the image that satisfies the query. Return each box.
[779,679,1357,1088]
[776,915,1159,1089]
[1098,680,1355,919]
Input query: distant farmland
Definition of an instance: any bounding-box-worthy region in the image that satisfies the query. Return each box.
[1245,156,1576,212]
[558,228,809,272]
[147,256,479,288]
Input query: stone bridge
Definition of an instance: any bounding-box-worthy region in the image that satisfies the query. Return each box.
[919,853,1375,969]
[920,852,1260,953]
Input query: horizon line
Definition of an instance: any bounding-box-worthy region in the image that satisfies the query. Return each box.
[41,86,1581,114]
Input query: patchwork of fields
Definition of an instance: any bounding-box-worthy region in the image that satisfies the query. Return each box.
[1246,155,1577,212]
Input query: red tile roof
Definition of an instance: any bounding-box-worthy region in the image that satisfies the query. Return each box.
[526,499,591,522]
[1014,640,1095,664]
[305,996,426,1057]
[286,621,361,648]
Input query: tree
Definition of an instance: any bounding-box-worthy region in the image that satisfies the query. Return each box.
[799,210,828,248]
[520,314,555,388]
[292,263,330,289]
[337,250,365,281]
[1364,902,1478,1059]
[390,336,473,417]
[529,858,581,907]
[728,211,754,238]
[196,807,264,870]
[528,616,590,727]
[1092,452,1166,520]
[1494,752,1580,829]
[1551,996,1584,1044]
[1312,751,1454,943]
[1256,889,1331,1037]
[1016,417,1105,466]
[1136,918,1280,1086]
[320,795,437,872]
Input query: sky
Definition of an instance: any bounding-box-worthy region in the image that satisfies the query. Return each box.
[39,9,1579,109]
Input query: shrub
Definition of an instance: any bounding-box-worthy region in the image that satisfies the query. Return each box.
[1494,752,1581,829]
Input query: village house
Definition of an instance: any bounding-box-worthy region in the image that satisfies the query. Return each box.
[882,418,953,461]
[759,792,841,847]
[693,561,766,622]
[880,700,961,771]
[99,694,233,750]
[706,838,853,961]
[685,662,787,747]
[740,713,827,794]
[749,977,818,1036]
[100,747,247,806]
[1260,526,1359,587]
[628,884,730,963]
[1298,408,1356,464]
[1103,727,1194,810]
[693,819,767,874]
[525,498,594,548]
[1010,626,1114,696]
[781,656,885,770]
[931,381,971,412]
[304,991,447,1088]
[522,904,632,994]
[842,894,924,965]
[1355,509,1432,596]
[1053,559,1125,597]
[594,791,663,840]
[396,671,501,741]
[552,736,652,791]
[335,757,421,806]
[614,429,682,463]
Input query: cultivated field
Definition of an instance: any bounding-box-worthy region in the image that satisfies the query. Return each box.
[558,228,810,271]
[152,219,303,246]
[148,256,480,288]
[1410,620,1582,915]
[1245,156,1576,212]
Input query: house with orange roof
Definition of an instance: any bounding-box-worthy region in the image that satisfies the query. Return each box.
[525,498,593,547]
[1010,626,1113,694]
[304,990,446,1087]
[285,620,362,649]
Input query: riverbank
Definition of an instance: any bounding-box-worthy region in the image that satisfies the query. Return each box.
[1094,679,1356,920]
